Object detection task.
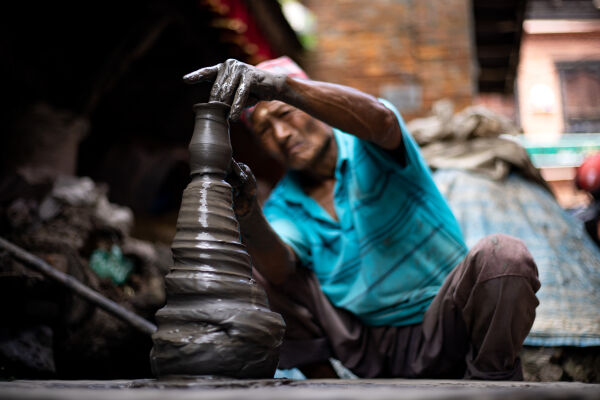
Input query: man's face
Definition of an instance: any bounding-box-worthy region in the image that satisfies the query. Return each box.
[250,100,333,171]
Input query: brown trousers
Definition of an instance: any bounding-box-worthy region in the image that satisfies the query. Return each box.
[255,234,540,380]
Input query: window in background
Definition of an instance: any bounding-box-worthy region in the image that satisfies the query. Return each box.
[557,60,600,133]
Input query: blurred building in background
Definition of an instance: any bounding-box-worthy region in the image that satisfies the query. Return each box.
[515,0,600,207]
[519,0,600,136]
[301,0,492,121]
[292,0,599,207]
[3,0,599,227]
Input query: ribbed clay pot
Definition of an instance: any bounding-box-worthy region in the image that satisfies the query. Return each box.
[150,102,285,378]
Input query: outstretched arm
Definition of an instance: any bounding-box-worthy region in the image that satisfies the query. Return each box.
[279,78,402,150]
[184,59,402,151]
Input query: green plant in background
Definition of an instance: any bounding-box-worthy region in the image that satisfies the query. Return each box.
[278,0,317,50]
[89,244,134,285]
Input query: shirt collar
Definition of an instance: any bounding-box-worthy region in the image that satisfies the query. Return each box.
[275,130,347,224]
[333,129,349,181]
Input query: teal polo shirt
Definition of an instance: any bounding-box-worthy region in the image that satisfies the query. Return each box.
[262,99,468,326]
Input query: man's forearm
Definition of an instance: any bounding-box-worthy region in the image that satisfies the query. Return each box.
[238,205,296,285]
[278,77,403,150]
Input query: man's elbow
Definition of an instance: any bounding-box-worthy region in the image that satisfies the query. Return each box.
[378,108,403,150]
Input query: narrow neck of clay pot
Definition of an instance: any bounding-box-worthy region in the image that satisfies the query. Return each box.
[189,101,232,178]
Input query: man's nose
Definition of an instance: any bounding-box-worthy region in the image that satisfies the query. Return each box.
[272,120,293,143]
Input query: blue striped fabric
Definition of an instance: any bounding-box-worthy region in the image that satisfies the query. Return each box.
[263,100,468,326]
[433,169,600,347]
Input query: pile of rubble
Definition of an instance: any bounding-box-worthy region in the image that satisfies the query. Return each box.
[0,170,170,378]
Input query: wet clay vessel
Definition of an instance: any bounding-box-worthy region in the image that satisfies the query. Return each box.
[150,102,285,378]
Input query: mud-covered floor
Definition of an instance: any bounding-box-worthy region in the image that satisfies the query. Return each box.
[1,378,600,400]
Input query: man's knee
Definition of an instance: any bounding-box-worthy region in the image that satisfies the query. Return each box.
[468,234,540,291]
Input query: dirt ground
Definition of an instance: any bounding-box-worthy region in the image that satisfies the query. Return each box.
[0,377,599,400]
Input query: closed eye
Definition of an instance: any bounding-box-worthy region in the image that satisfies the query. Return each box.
[279,108,298,120]
[258,127,272,137]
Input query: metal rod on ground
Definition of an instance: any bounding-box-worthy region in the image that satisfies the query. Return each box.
[0,236,157,336]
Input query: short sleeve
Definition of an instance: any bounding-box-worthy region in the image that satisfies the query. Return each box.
[358,98,429,174]
[263,201,312,267]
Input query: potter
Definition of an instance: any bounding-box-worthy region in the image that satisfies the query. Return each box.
[179,56,541,380]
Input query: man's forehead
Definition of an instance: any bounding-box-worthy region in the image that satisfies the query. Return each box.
[252,101,287,122]
[253,103,270,122]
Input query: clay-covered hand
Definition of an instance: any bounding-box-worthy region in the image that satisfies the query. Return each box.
[183,59,286,121]
[226,159,258,219]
